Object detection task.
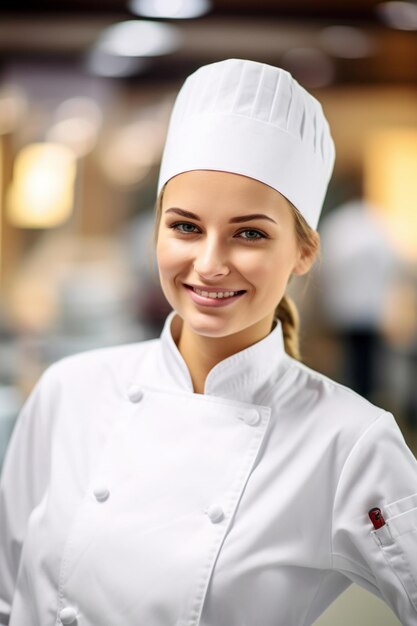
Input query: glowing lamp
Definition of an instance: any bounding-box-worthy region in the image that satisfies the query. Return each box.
[6,143,76,228]
[364,128,417,261]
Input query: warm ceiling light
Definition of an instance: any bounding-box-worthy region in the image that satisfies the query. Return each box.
[128,0,211,19]
[319,26,375,58]
[6,143,76,228]
[96,20,181,57]
[364,128,417,261]
[376,1,417,30]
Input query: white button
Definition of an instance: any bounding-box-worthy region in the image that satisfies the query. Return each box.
[206,504,224,523]
[59,607,77,625]
[127,385,144,403]
[243,410,261,426]
[93,486,110,502]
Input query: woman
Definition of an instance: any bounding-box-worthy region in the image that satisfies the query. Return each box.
[1,58,417,626]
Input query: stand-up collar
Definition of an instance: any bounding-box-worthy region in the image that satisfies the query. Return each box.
[158,309,290,401]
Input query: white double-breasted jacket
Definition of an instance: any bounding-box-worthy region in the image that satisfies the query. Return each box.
[1,310,417,626]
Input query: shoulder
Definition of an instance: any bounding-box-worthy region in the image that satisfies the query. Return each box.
[275,356,388,451]
[272,358,411,497]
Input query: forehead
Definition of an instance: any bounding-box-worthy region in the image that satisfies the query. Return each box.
[162,170,291,214]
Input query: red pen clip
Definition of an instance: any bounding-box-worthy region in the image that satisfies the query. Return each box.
[368,507,386,529]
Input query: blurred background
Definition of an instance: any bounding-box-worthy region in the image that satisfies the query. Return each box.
[0,1,416,623]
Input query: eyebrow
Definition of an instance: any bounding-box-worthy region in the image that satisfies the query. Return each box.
[164,207,277,224]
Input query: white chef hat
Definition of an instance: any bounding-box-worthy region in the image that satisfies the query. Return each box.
[157,58,335,230]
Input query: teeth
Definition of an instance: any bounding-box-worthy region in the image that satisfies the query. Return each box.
[192,287,239,299]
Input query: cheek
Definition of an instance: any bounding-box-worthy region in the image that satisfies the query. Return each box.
[156,237,188,280]
[240,246,295,286]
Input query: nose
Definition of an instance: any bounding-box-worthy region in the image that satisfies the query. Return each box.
[193,237,230,279]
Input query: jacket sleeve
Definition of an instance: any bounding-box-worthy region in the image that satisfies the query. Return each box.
[0,366,55,626]
[331,410,417,626]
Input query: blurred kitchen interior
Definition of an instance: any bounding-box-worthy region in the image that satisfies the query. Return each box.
[0,5,416,621]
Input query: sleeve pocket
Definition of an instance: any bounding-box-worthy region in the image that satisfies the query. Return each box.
[371,499,417,611]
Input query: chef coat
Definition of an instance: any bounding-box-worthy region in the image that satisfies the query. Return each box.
[1,309,417,626]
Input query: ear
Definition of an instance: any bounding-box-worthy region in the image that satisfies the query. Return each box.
[292,231,320,276]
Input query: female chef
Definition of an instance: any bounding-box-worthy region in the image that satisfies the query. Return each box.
[1,58,417,626]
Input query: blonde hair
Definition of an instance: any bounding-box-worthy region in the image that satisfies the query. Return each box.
[153,184,319,361]
[274,201,319,360]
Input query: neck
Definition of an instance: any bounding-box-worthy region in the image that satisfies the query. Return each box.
[175,314,276,394]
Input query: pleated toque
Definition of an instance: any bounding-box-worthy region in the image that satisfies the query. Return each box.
[157,58,336,230]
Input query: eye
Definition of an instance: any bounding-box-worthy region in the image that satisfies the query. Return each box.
[169,222,199,234]
[236,229,267,243]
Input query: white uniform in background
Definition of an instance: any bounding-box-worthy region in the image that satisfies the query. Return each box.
[1,309,417,626]
[318,200,398,331]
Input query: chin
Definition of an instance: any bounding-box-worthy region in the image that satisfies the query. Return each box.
[184,313,246,337]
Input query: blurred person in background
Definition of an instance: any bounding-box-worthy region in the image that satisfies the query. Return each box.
[317,198,399,401]
[1,58,417,626]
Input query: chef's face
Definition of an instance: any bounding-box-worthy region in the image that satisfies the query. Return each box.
[156,170,316,340]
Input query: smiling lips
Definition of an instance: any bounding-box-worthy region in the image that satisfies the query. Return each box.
[187,284,245,299]
[184,284,246,307]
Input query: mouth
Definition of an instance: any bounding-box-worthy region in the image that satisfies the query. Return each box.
[184,284,247,299]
